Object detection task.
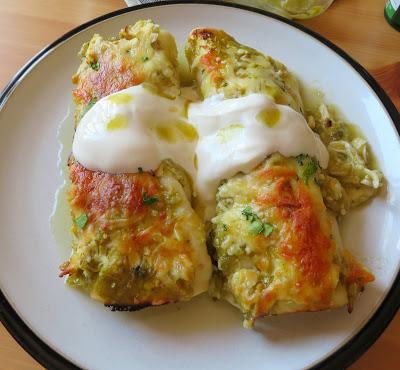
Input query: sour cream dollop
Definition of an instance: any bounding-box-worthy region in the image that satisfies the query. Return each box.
[72,85,197,177]
[73,86,328,220]
[188,94,329,218]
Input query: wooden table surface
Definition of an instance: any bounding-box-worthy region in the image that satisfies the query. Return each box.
[0,0,398,369]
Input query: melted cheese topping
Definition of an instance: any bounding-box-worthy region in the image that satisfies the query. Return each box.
[64,159,211,304]
[211,155,348,325]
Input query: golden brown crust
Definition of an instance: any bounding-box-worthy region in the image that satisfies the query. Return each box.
[62,159,210,307]
[256,170,335,310]
[68,158,161,226]
[211,154,374,326]
[185,28,304,113]
[72,52,143,106]
[72,20,180,121]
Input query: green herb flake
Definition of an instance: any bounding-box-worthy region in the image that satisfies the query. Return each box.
[296,153,308,166]
[142,56,149,62]
[142,192,158,206]
[75,213,88,229]
[263,223,273,237]
[222,224,228,231]
[296,154,318,184]
[302,160,318,184]
[249,220,264,235]
[241,206,253,220]
[90,61,100,71]
[242,206,274,237]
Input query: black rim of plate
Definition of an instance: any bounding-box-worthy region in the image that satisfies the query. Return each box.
[0,1,399,369]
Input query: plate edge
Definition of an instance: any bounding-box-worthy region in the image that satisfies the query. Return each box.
[0,2,399,370]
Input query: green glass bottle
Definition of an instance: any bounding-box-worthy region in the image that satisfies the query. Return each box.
[385,0,400,31]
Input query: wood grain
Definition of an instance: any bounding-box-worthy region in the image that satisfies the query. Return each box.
[299,0,400,111]
[370,62,400,109]
[0,1,398,369]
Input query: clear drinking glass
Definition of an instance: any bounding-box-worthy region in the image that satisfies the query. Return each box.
[226,0,335,19]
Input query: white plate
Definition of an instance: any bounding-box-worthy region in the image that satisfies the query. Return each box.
[0,2,399,369]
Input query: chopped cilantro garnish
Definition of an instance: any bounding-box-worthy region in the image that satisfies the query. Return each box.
[296,153,308,166]
[249,220,264,235]
[222,224,228,231]
[138,167,143,173]
[296,154,318,184]
[75,213,88,229]
[90,61,100,71]
[142,192,158,205]
[242,206,274,237]
[263,223,273,237]
[241,206,253,220]
[302,160,318,184]
[142,56,149,62]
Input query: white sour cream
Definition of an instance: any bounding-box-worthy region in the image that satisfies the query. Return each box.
[73,87,328,220]
[188,94,329,219]
[73,85,197,177]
